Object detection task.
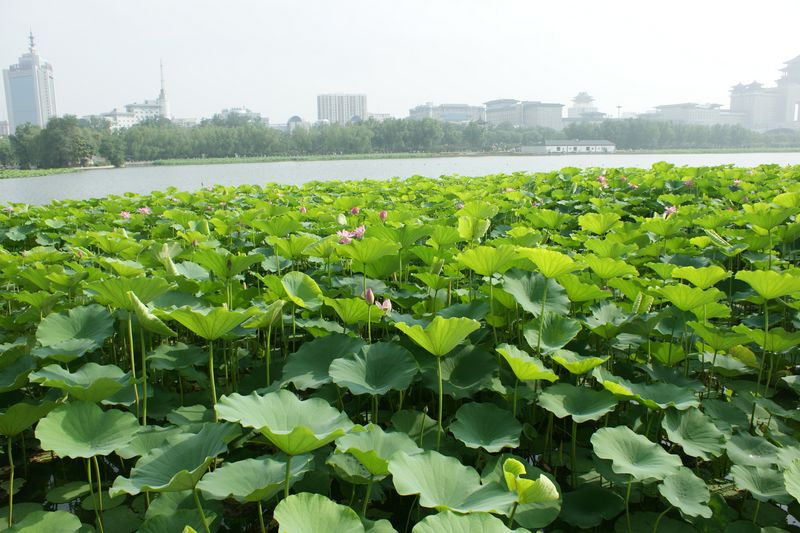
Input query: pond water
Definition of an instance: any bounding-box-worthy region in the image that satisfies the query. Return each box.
[3,152,800,205]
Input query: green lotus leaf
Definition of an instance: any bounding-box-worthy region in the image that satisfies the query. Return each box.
[139,508,216,533]
[457,216,490,242]
[449,403,522,453]
[655,285,724,312]
[281,271,324,311]
[590,426,681,481]
[324,297,381,325]
[501,271,569,317]
[326,452,372,484]
[283,334,365,390]
[31,339,97,363]
[784,459,800,504]
[35,304,114,348]
[726,433,778,468]
[7,510,83,532]
[395,316,480,357]
[335,424,422,476]
[687,321,749,352]
[582,255,637,279]
[421,344,498,399]
[338,237,400,266]
[537,383,618,423]
[496,344,557,382]
[191,249,264,280]
[560,484,624,528]
[197,453,313,502]
[100,257,145,277]
[557,273,611,302]
[86,276,174,310]
[274,493,364,533]
[661,408,726,460]
[0,355,35,393]
[731,464,791,504]
[147,342,206,371]
[411,511,528,533]
[30,363,131,402]
[45,481,90,504]
[215,389,354,455]
[389,451,515,513]
[671,265,730,289]
[117,425,184,460]
[578,212,622,235]
[502,458,559,505]
[550,349,608,375]
[456,245,519,276]
[732,324,800,352]
[165,305,252,341]
[241,300,285,329]
[592,367,700,410]
[741,202,797,231]
[329,341,418,396]
[522,314,581,354]
[658,467,712,518]
[517,247,578,278]
[128,291,177,337]
[735,270,800,300]
[110,423,233,496]
[0,400,56,437]
[35,401,139,458]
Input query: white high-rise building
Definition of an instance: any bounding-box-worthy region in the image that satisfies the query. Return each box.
[100,62,171,130]
[3,32,57,134]
[317,94,367,125]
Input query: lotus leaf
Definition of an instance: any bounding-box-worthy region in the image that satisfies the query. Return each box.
[661,408,726,460]
[35,401,139,458]
[658,467,712,518]
[501,270,569,317]
[412,511,529,533]
[731,464,791,504]
[522,314,581,354]
[338,237,400,266]
[335,424,422,476]
[655,285,724,312]
[517,248,578,278]
[496,344,557,382]
[164,306,252,341]
[560,484,624,528]
[0,401,55,437]
[550,349,608,375]
[274,493,364,533]
[35,304,114,348]
[449,403,522,453]
[129,291,177,337]
[726,433,779,468]
[329,342,417,396]
[784,459,800,504]
[538,383,618,423]
[395,316,480,357]
[456,245,519,276]
[197,453,313,502]
[215,389,354,455]
[735,270,800,300]
[283,334,365,390]
[590,426,681,481]
[6,510,83,532]
[111,422,233,495]
[29,363,131,402]
[671,265,730,289]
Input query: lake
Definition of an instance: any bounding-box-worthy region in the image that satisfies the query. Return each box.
[3,152,800,205]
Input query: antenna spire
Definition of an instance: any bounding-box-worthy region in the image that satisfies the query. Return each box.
[28,29,35,53]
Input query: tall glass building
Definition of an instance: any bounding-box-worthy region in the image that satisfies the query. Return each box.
[3,32,57,134]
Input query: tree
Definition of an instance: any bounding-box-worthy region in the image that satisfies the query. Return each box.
[9,123,42,169]
[0,137,16,167]
[38,116,96,168]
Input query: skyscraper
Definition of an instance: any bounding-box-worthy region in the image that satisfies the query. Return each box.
[317,94,366,125]
[3,32,57,134]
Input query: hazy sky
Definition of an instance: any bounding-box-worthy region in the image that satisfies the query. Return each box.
[2,0,800,123]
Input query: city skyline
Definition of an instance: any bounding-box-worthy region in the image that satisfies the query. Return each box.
[2,1,800,124]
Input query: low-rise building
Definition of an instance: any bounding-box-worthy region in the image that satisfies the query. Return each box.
[521,139,616,154]
[0,121,9,137]
[653,103,745,126]
[485,99,563,130]
[408,102,485,123]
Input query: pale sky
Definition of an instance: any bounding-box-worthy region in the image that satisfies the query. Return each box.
[2,0,799,124]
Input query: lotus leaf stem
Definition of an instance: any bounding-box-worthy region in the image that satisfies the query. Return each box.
[652,505,672,533]
[93,456,104,512]
[362,477,373,516]
[507,501,519,527]
[6,437,12,528]
[140,329,148,424]
[624,477,633,533]
[570,419,578,488]
[284,454,293,499]
[86,459,104,533]
[193,488,211,533]
[436,356,443,451]
[257,500,266,533]
[127,316,140,419]
[209,341,218,419]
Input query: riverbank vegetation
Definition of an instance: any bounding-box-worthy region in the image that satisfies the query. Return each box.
[1,164,800,531]
[2,112,800,171]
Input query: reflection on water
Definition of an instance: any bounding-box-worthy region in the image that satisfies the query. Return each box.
[2,153,799,205]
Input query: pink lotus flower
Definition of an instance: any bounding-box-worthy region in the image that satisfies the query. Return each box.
[351,206,360,215]
[683,179,694,187]
[376,299,392,313]
[137,206,151,215]
[597,175,608,188]
[337,229,353,244]
[733,179,742,186]
[352,225,366,239]
[364,288,375,305]
[119,210,131,219]
[379,209,388,221]
[456,203,464,210]
[299,206,307,214]
[2,206,14,213]
[664,206,677,217]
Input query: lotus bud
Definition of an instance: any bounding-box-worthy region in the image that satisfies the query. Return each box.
[337,213,347,225]
[378,298,392,313]
[379,209,388,221]
[351,206,360,215]
[365,288,375,305]
[299,206,307,213]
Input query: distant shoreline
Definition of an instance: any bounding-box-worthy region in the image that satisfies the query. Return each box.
[3,147,800,178]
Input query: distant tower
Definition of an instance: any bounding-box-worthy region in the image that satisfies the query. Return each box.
[2,31,57,133]
[567,92,598,119]
[158,60,171,119]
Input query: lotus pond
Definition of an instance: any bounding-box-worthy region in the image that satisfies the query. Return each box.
[1,163,800,532]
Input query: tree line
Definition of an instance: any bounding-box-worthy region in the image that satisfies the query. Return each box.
[1,113,799,169]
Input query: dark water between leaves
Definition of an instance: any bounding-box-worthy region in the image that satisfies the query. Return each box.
[2,152,800,205]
